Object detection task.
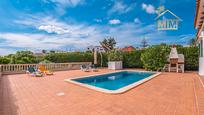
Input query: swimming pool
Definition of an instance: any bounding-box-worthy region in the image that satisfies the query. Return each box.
[65,71,161,94]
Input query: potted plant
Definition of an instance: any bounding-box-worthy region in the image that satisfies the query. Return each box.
[108,50,123,70]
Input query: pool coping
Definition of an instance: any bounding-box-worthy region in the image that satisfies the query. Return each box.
[64,70,161,94]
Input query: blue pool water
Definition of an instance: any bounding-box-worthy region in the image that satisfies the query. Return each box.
[73,71,154,90]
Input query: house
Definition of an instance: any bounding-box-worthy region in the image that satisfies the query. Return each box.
[34,52,46,57]
[194,0,204,76]
[87,46,105,52]
[121,46,136,52]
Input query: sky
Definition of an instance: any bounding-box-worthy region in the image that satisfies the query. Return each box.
[0,0,197,55]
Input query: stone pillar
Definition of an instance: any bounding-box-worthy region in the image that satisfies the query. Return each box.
[199,32,204,76]
[94,49,97,65]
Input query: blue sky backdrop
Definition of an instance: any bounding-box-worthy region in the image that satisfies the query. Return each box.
[0,0,196,55]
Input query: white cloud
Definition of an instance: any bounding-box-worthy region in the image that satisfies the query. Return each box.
[43,0,84,7]
[107,23,166,47]
[176,34,195,44]
[109,19,121,25]
[6,16,106,51]
[38,25,70,34]
[13,16,163,49]
[2,15,189,54]
[0,32,99,51]
[42,0,85,15]
[15,16,100,37]
[0,48,16,56]
[141,3,156,14]
[134,18,141,24]
[108,1,135,14]
[94,19,102,23]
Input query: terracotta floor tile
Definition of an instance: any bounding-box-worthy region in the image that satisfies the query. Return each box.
[0,69,203,115]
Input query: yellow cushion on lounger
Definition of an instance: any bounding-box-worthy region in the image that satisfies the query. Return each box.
[45,71,53,75]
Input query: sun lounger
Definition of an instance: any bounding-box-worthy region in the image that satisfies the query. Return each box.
[90,64,98,72]
[38,65,53,75]
[26,67,43,77]
[80,64,90,72]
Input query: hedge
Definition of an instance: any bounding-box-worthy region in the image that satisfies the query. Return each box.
[177,46,199,70]
[0,46,199,71]
[141,45,170,71]
[123,50,143,68]
[97,53,108,67]
[141,45,199,71]
[45,52,93,63]
[95,51,144,68]
[0,56,10,64]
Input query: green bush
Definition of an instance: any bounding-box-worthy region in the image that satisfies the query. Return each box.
[141,45,199,71]
[141,45,170,71]
[177,46,199,70]
[107,50,123,61]
[0,56,10,64]
[123,50,143,68]
[97,52,108,67]
[0,46,199,71]
[8,51,38,64]
[45,52,93,63]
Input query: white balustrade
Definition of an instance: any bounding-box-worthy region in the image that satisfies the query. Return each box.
[0,62,92,75]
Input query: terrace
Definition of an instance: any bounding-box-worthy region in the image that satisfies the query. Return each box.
[0,68,204,115]
[0,0,204,115]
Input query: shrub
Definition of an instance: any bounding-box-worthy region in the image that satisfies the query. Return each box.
[177,46,199,70]
[141,45,199,71]
[45,52,93,63]
[8,51,38,64]
[141,45,170,71]
[97,52,108,67]
[0,46,199,71]
[0,56,10,64]
[107,50,123,61]
[123,50,143,68]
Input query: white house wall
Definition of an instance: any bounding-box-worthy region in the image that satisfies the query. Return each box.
[199,34,204,76]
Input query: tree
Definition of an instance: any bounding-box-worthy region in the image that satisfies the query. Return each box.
[100,37,116,52]
[50,50,55,53]
[10,55,16,64]
[42,50,47,54]
[0,56,10,64]
[107,50,123,61]
[189,38,196,46]
[140,37,149,49]
[9,51,38,64]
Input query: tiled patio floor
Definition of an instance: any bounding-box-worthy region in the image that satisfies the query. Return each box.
[0,69,204,115]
